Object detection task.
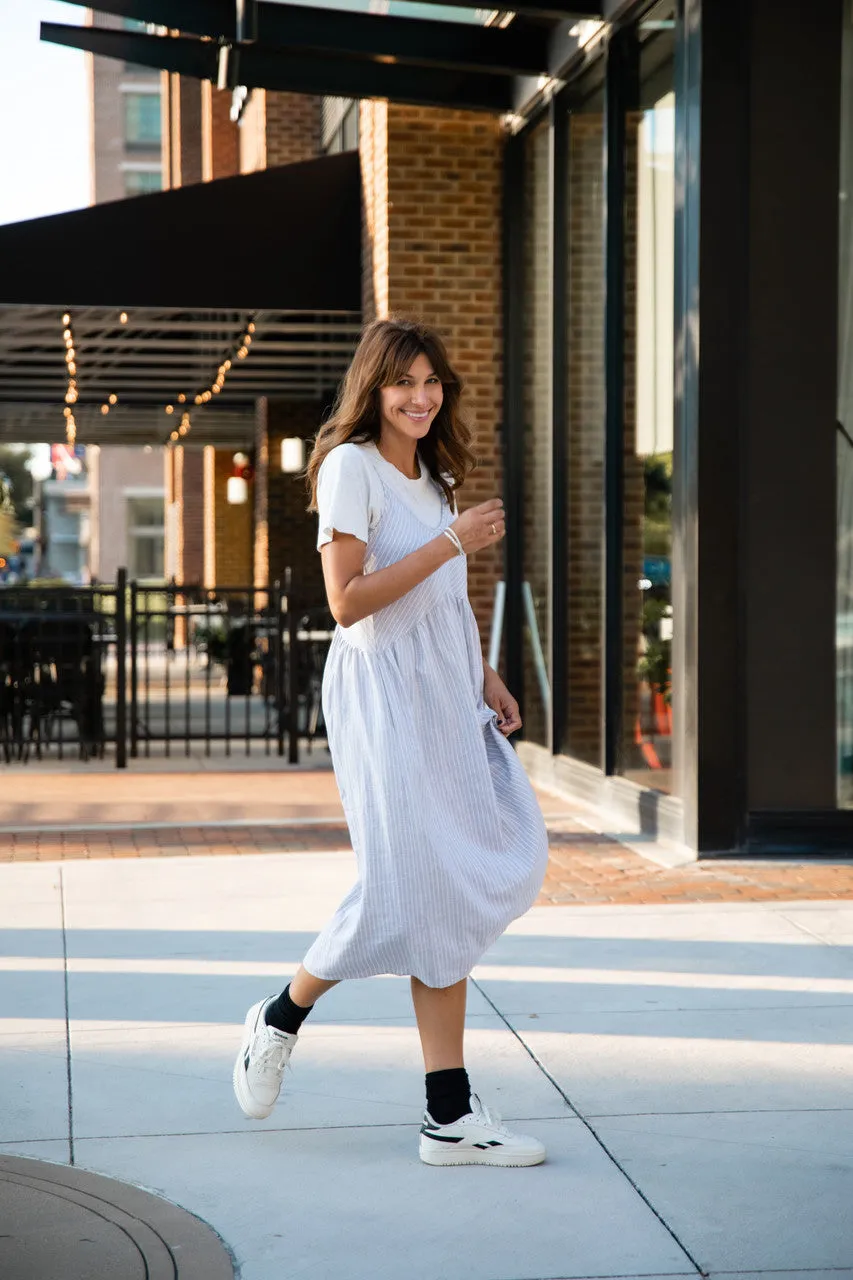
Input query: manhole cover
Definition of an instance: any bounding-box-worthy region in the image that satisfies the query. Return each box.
[0,1156,234,1280]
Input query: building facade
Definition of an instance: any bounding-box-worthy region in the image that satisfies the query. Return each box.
[86,10,166,581]
[24,0,853,856]
[88,10,164,202]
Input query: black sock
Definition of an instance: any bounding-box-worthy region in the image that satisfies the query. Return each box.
[264,984,313,1035]
[425,1068,471,1125]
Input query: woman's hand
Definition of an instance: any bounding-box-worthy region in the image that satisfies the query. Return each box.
[483,664,522,737]
[451,498,505,556]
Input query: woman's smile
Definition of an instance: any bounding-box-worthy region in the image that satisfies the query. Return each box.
[380,352,444,442]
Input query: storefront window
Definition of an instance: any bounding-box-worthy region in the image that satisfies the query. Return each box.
[619,5,676,793]
[521,119,553,746]
[837,6,853,804]
[560,88,605,765]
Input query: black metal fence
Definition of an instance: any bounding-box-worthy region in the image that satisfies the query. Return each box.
[0,573,333,766]
[0,571,127,764]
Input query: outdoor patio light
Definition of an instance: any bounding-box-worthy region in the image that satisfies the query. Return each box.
[227,452,253,505]
[281,438,305,473]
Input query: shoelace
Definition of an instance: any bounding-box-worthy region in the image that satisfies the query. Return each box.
[252,1030,290,1076]
[471,1096,512,1137]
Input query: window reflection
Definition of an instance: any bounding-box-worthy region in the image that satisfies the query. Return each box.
[619,12,676,794]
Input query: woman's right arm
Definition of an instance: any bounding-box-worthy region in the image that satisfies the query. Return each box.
[321,497,505,628]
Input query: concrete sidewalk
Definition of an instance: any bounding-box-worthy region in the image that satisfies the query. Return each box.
[2,844,853,1280]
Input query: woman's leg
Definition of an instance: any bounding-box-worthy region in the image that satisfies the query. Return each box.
[289,965,339,1008]
[411,976,472,1126]
[233,966,338,1120]
[410,976,467,1072]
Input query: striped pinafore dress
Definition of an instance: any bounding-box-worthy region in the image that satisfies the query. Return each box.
[302,442,549,989]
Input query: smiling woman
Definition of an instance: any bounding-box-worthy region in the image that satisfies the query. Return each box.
[232,316,551,1169]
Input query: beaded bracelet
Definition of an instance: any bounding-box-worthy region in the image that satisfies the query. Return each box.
[442,527,465,556]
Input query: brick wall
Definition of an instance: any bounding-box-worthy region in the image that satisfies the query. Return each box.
[521,119,552,747]
[203,447,253,588]
[254,399,326,607]
[202,82,240,181]
[174,446,205,584]
[621,114,645,770]
[238,89,322,173]
[165,74,203,188]
[564,113,605,766]
[265,91,322,165]
[360,100,390,320]
[361,102,505,645]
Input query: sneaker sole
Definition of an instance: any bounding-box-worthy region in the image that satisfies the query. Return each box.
[419,1144,546,1168]
[232,1000,276,1121]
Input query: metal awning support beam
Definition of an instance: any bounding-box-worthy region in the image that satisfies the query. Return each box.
[61,0,603,30]
[42,22,517,111]
[56,0,553,77]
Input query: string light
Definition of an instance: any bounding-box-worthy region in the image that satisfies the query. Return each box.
[101,404,110,415]
[61,312,80,443]
[120,312,128,324]
[109,393,117,405]
[162,314,257,444]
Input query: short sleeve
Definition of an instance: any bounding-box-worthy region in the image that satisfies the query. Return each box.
[316,444,380,550]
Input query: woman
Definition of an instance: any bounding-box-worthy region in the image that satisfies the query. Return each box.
[233,318,549,1167]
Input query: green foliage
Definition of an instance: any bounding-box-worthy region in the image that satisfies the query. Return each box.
[638,594,672,702]
[0,447,34,526]
[644,452,672,558]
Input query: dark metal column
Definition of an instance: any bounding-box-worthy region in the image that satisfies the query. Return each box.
[502,130,526,705]
[551,93,570,754]
[676,0,843,851]
[115,566,127,770]
[602,27,637,777]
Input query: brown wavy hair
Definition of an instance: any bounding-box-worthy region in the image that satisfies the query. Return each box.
[306,317,476,512]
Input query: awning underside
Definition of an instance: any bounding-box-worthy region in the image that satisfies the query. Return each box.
[0,307,360,447]
[0,153,361,446]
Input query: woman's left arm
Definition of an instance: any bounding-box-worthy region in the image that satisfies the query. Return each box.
[483,661,522,737]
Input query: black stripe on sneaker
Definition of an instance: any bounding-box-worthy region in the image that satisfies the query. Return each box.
[244,1052,251,1072]
[421,1131,464,1144]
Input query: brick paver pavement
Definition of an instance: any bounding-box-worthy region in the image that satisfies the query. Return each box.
[4,812,853,905]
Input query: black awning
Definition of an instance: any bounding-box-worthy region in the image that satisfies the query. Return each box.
[0,151,361,312]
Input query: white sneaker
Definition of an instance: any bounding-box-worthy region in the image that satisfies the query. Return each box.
[419,1093,546,1167]
[232,996,298,1120]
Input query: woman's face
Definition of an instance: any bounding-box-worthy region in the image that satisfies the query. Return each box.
[378,352,444,446]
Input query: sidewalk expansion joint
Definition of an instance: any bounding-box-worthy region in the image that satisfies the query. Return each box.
[58,867,74,1168]
[469,976,709,1279]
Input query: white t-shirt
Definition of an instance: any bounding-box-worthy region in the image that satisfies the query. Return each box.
[316,441,448,550]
